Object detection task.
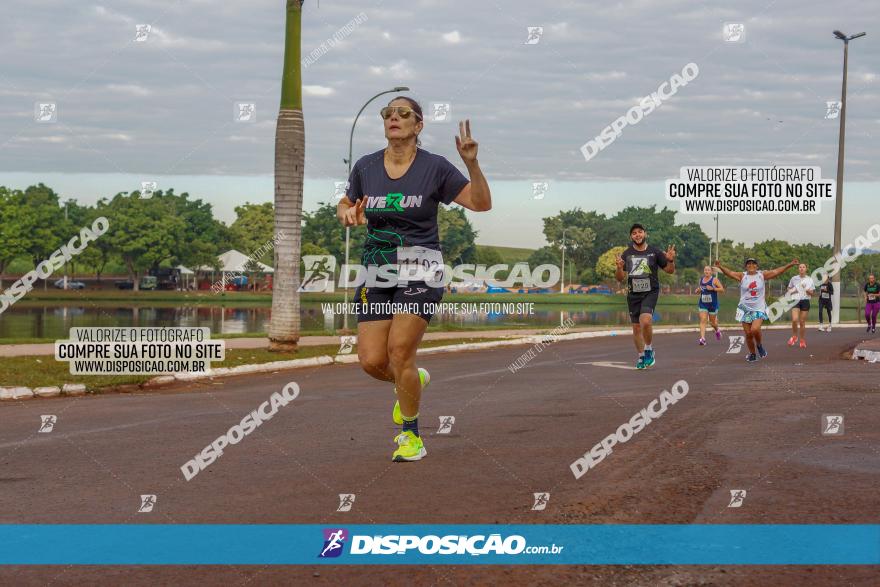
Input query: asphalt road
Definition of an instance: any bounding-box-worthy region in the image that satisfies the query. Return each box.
[2,327,878,585]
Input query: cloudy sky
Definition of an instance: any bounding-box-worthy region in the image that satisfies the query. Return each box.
[1,0,877,249]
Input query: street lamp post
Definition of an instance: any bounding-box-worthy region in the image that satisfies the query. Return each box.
[714,214,719,264]
[831,30,865,324]
[342,86,409,332]
[560,228,570,294]
[63,200,72,290]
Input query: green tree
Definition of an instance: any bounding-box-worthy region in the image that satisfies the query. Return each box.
[527,246,560,268]
[302,202,361,264]
[20,184,67,289]
[231,202,276,264]
[151,189,229,270]
[474,246,504,266]
[596,246,626,282]
[103,193,186,291]
[542,209,600,269]
[0,187,29,288]
[438,206,477,265]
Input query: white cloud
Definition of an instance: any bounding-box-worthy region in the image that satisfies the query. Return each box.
[442,30,462,43]
[303,85,335,96]
[105,84,153,97]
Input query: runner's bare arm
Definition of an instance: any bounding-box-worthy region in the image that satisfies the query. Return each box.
[662,244,676,274]
[453,120,491,212]
[712,277,725,292]
[714,260,742,282]
[762,258,798,280]
[615,254,626,282]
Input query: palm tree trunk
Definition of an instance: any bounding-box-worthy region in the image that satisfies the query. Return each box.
[268,0,304,352]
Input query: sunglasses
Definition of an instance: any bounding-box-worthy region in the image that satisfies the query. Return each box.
[380,106,422,121]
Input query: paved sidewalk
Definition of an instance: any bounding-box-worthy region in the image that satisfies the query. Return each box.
[0,327,601,357]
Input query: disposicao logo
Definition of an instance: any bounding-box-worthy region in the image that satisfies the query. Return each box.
[319,528,348,558]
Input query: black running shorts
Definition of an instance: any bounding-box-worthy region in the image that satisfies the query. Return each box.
[628,290,660,323]
[355,282,444,323]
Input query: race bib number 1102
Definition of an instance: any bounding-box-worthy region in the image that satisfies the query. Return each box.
[397,246,444,283]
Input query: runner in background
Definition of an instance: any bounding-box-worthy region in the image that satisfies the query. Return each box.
[695,265,724,345]
[865,274,880,334]
[786,263,815,349]
[715,257,798,363]
[615,224,676,369]
[817,275,834,332]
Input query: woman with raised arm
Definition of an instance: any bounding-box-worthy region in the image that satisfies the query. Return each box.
[714,257,798,363]
[337,96,491,462]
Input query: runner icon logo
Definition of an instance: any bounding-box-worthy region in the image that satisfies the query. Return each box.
[437,416,455,434]
[337,494,356,512]
[821,414,844,436]
[138,494,157,513]
[430,102,451,122]
[825,101,842,120]
[727,335,745,354]
[531,181,548,200]
[524,26,543,45]
[319,528,348,558]
[135,24,151,42]
[300,255,336,293]
[723,23,745,42]
[727,489,746,508]
[338,336,356,355]
[38,415,57,433]
[532,492,550,511]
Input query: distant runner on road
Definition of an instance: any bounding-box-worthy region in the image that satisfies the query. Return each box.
[715,257,798,363]
[615,223,676,369]
[865,274,879,334]
[695,265,724,346]
[786,263,814,349]
[817,276,834,332]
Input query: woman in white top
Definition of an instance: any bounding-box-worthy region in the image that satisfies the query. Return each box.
[715,257,799,363]
[786,263,815,349]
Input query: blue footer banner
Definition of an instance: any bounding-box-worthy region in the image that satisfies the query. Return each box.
[1,525,878,565]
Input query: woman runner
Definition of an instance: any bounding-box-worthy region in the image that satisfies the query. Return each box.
[786,263,815,348]
[337,97,491,461]
[714,257,798,362]
[694,265,724,345]
[865,274,879,333]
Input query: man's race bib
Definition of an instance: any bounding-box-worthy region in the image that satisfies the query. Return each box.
[397,246,444,284]
[631,277,651,293]
[701,293,713,304]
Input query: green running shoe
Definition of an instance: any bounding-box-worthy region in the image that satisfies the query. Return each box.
[393,367,430,425]
[392,430,426,462]
[643,348,656,368]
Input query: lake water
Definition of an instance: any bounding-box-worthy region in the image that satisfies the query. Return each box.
[1,301,732,340]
